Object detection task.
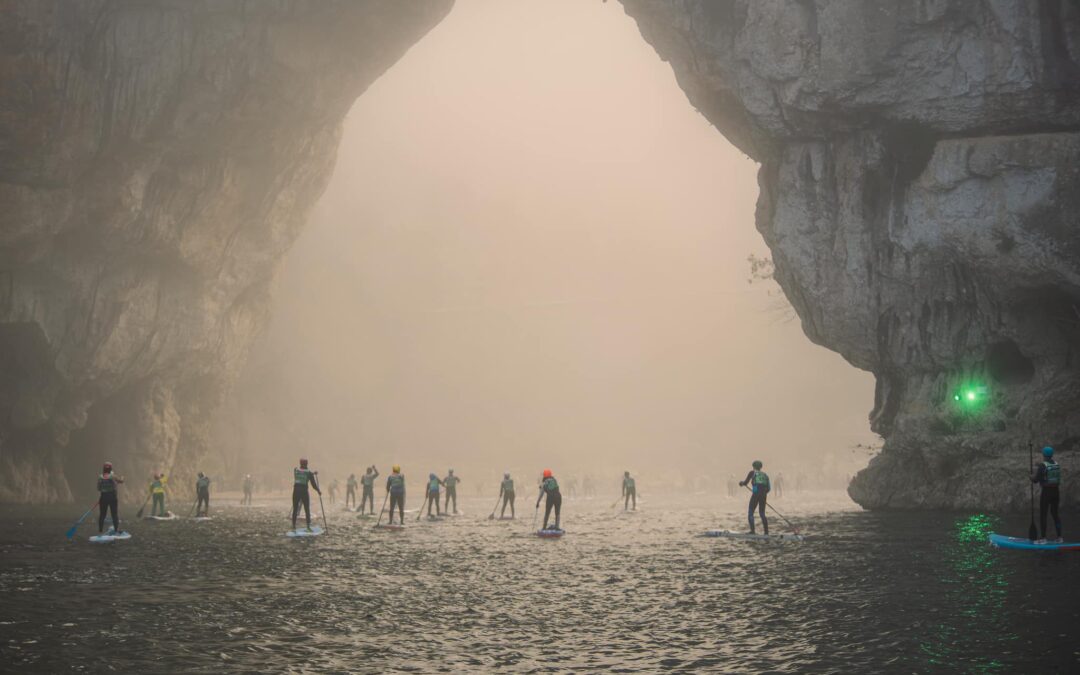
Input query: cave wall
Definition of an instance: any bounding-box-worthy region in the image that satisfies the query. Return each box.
[621,0,1080,509]
[0,0,453,502]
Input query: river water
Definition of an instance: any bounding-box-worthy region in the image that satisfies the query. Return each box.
[1,492,1077,673]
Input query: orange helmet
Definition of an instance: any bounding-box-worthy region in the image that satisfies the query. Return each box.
[543,469,552,478]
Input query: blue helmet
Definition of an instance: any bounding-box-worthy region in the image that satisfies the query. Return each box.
[1042,446,1054,458]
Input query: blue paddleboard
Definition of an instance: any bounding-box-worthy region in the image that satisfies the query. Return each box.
[989,533,1080,551]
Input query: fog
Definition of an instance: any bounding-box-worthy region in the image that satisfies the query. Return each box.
[224,0,876,493]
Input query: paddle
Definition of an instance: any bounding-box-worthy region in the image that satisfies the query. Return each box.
[135,491,152,519]
[187,494,199,518]
[487,491,503,520]
[317,489,329,533]
[65,499,100,539]
[375,491,390,527]
[1028,441,1038,541]
[416,493,429,521]
[743,484,800,535]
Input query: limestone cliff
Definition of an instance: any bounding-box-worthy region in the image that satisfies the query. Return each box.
[621,0,1080,509]
[0,0,452,502]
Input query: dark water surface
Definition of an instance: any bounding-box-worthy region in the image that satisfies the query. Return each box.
[1,493,1078,673]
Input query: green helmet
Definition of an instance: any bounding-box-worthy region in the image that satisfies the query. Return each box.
[752,460,763,469]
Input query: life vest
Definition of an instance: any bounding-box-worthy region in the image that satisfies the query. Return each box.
[501,478,514,492]
[542,477,559,494]
[294,468,312,486]
[361,474,375,488]
[196,476,210,491]
[624,477,636,490]
[150,479,165,495]
[427,477,441,493]
[444,476,459,489]
[388,473,405,494]
[98,474,117,493]
[1044,460,1061,487]
[752,470,770,493]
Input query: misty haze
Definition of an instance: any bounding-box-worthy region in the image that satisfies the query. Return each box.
[2,1,1078,673]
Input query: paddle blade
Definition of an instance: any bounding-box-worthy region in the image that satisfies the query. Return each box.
[64,524,79,539]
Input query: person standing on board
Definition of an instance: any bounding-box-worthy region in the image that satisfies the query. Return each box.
[622,471,637,511]
[291,458,321,532]
[149,472,168,517]
[536,469,562,530]
[328,479,339,505]
[386,465,406,524]
[1032,446,1063,543]
[98,462,125,534]
[360,465,379,514]
[739,460,770,535]
[242,474,254,505]
[194,472,211,517]
[426,473,443,517]
[443,469,462,514]
[345,473,358,510]
[499,472,516,519]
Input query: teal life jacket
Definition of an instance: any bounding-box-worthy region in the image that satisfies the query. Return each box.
[444,475,460,489]
[388,473,405,494]
[624,477,636,490]
[150,479,165,495]
[428,477,441,493]
[542,477,559,494]
[196,476,210,490]
[1044,460,1061,487]
[501,478,514,493]
[752,470,770,494]
[294,468,312,486]
[98,474,117,493]
[361,473,375,488]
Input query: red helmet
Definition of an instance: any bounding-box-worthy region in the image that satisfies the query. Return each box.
[543,469,552,478]
[299,458,308,468]
[103,462,113,472]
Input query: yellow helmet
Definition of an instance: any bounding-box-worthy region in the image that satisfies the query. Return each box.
[392,464,401,473]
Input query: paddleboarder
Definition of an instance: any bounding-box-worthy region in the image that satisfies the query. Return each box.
[622,471,637,511]
[361,465,379,514]
[194,472,211,517]
[1032,446,1063,543]
[499,472,515,518]
[386,465,406,524]
[98,462,124,534]
[149,473,168,517]
[242,474,254,505]
[536,469,562,530]
[739,460,770,535]
[345,473,358,510]
[426,473,443,517]
[443,469,461,514]
[291,458,321,532]
[328,479,339,505]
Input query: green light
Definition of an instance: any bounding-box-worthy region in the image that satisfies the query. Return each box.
[951,382,989,411]
[953,394,961,402]
[966,391,977,401]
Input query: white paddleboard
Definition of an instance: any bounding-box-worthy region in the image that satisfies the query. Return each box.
[536,528,565,538]
[90,529,132,543]
[285,525,324,538]
[192,516,213,522]
[144,512,178,521]
[703,530,803,542]
[375,523,405,531]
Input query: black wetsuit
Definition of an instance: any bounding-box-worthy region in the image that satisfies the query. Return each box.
[500,478,515,518]
[97,473,121,533]
[1033,460,1062,539]
[387,473,405,524]
[195,477,210,516]
[742,470,770,535]
[292,468,320,529]
[538,477,562,529]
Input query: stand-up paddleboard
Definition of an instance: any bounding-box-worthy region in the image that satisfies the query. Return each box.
[356,513,376,518]
[702,530,804,542]
[192,516,213,522]
[144,512,178,521]
[426,514,447,521]
[536,528,565,538]
[374,523,405,531]
[989,533,1080,551]
[285,525,324,538]
[89,529,132,543]
[497,516,515,521]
